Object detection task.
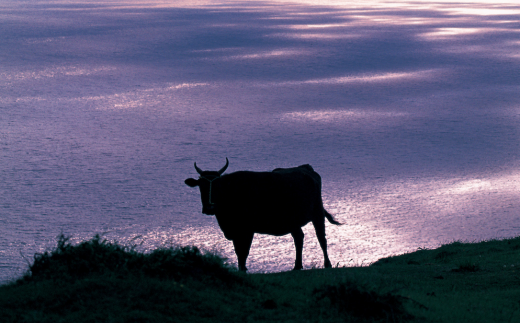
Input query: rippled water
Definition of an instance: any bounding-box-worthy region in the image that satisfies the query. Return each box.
[1,0,520,283]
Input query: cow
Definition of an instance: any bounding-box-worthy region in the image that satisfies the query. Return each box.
[184,158,341,271]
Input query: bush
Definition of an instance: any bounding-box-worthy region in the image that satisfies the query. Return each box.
[452,262,481,273]
[313,281,413,322]
[23,235,241,284]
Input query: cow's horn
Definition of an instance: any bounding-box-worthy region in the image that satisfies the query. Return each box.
[194,162,203,175]
[218,158,229,175]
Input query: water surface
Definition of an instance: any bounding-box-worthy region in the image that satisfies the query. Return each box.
[1,0,520,282]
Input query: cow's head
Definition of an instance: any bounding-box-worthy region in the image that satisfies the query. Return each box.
[185,158,229,215]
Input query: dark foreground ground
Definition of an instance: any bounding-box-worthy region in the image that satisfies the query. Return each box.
[1,235,520,322]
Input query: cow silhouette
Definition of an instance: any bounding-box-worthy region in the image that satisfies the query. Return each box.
[185,158,341,271]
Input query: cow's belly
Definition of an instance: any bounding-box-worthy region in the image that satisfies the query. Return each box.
[250,216,312,235]
[215,211,312,239]
[254,227,302,236]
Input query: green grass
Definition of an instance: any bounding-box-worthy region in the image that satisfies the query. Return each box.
[2,235,520,322]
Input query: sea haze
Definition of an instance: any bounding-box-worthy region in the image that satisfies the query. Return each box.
[1,0,520,282]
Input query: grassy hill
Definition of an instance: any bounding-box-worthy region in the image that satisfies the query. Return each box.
[1,235,520,322]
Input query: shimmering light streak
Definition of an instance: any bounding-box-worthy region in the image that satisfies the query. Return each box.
[420,27,512,40]
[282,109,408,122]
[279,0,520,7]
[0,66,116,83]
[228,49,307,60]
[167,83,208,90]
[87,82,209,110]
[278,69,442,86]
[268,32,361,39]
[286,23,350,29]
[440,7,520,16]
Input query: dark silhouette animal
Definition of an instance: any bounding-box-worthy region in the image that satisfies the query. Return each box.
[185,158,341,271]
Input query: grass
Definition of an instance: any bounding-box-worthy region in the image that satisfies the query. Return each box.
[1,235,520,322]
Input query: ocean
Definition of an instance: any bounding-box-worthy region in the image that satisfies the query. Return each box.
[1,0,520,283]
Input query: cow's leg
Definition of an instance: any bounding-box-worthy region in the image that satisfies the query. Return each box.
[233,233,254,272]
[291,228,304,270]
[313,219,332,268]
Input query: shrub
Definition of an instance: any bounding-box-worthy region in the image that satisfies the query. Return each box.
[452,262,481,273]
[23,235,241,284]
[313,281,412,322]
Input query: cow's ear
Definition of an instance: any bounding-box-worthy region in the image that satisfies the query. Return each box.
[185,178,199,187]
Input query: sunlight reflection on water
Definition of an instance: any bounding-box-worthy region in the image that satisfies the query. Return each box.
[271,69,445,87]
[282,109,408,122]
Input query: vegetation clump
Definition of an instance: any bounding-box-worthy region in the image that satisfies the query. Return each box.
[451,262,481,273]
[314,281,412,322]
[24,234,240,284]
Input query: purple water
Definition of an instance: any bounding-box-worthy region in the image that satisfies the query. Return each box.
[1,0,520,283]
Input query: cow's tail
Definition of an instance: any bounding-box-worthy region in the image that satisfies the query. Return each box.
[324,210,342,225]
